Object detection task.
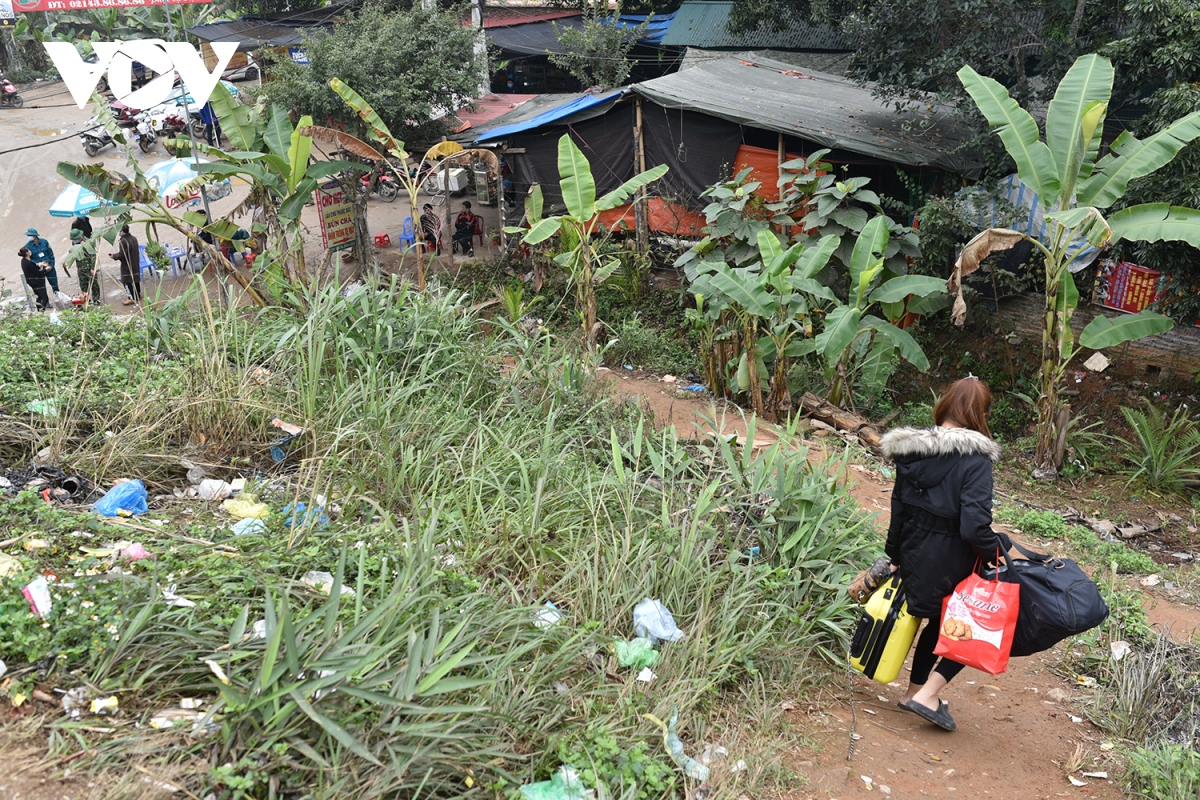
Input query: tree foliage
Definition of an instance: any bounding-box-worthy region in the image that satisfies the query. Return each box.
[550,3,648,90]
[261,2,484,143]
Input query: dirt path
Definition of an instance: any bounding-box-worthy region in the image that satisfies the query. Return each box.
[597,373,1199,800]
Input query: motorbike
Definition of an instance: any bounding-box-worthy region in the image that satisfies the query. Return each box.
[0,76,22,109]
[358,160,400,202]
[80,117,116,158]
[132,111,157,153]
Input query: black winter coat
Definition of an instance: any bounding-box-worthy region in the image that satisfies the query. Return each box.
[880,426,1007,618]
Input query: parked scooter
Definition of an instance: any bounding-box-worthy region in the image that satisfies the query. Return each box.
[0,76,22,109]
[80,117,116,157]
[132,111,157,153]
[358,160,400,202]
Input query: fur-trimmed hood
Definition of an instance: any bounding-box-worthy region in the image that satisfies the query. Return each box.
[880,426,1002,464]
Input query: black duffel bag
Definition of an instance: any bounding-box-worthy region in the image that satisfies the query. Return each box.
[983,541,1109,657]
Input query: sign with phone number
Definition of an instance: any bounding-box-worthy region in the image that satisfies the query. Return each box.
[9,0,209,13]
[314,181,356,253]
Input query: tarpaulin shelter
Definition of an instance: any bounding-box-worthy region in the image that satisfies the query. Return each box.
[474,55,981,234]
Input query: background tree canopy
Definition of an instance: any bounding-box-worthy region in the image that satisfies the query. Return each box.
[261,2,485,143]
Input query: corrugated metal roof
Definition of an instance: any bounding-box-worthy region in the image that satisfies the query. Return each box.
[632,55,980,176]
[614,12,676,45]
[474,89,626,143]
[661,0,848,51]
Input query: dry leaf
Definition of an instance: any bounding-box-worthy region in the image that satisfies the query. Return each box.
[948,228,1025,326]
[298,126,385,161]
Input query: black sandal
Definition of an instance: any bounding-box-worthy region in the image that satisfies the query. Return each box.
[900,699,957,731]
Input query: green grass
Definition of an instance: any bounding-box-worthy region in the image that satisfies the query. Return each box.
[997,508,1157,575]
[0,278,876,799]
[1127,743,1200,799]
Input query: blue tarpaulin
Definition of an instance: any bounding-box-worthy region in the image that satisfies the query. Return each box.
[614,12,675,45]
[474,89,627,143]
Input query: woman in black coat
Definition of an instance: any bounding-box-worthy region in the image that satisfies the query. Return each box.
[879,377,1007,731]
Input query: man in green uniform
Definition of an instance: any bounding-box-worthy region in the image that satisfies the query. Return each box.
[70,228,100,305]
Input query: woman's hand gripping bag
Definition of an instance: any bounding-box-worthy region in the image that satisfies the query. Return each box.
[934,556,1020,675]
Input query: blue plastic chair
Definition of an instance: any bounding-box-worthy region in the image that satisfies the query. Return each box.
[398,216,416,251]
[138,244,157,278]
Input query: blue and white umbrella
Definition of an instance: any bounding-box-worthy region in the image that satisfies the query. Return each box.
[48,182,111,218]
[144,157,232,210]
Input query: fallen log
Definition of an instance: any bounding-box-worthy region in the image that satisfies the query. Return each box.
[798,392,885,451]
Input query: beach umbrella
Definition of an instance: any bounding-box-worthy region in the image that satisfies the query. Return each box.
[144,157,232,211]
[48,182,110,218]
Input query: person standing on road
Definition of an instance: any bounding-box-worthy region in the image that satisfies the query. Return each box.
[879,377,1008,732]
[24,228,59,293]
[199,102,222,147]
[70,228,100,305]
[111,224,142,305]
[18,247,51,311]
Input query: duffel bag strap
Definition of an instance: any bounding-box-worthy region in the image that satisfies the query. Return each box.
[1008,540,1053,563]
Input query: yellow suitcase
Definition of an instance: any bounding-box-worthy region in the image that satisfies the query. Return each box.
[848,574,919,684]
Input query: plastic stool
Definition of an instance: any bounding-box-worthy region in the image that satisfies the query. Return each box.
[166,246,186,277]
[397,216,416,251]
[374,232,391,248]
[138,244,157,278]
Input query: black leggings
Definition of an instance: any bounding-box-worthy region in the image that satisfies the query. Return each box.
[910,619,966,685]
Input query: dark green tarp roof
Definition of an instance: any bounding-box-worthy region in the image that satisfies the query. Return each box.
[632,56,981,177]
[661,0,848,51]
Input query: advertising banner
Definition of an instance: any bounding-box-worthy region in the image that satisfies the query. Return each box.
[12,0,208,13]
[0,0,16,27]
[1094,260,1165,314]
[314,180,355,253]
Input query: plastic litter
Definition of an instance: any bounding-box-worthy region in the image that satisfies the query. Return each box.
[644,708,709,781]
[25,398,60,417]
[679,384,706,393]
[197,479,234,501]
[614,637,660,669]
[205,660,231,685]
[222,494,269,520]
[1110,641,1130,661]
[518,765,586,800]
[283,502,327,529]
[0,660,6,679]
[231,518,267,537]
[269,418,304,463]
[633,598,685,644]
[534,601,564,628]
[301,571,356,597]
[23,576,52,618]
[149,707,214,732]
[121,542,153,562]
[23,538,49,551]
[61,687,91,718]
[636,667,657,683]
[0,553,20,578]
[94,480,148,517]
[90,696,119,715]
[162,585,197,608]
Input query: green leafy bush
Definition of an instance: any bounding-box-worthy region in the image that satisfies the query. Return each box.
[1127,743,1200,799]
[1116,399,1200,493]
[604,314,699,375]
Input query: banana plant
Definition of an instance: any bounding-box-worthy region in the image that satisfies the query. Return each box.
[511,135,667,349]
[172,83,358,283]
[788,216,945,408]
[956,53,1200,477]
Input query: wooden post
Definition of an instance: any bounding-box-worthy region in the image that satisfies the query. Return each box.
[634,96,649,253]
[442,150,452,256]
[497,161,506,253]
[777,131,785,186]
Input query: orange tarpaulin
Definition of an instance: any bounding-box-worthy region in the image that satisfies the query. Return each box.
[732,144,806,201]
[597,198,707,237]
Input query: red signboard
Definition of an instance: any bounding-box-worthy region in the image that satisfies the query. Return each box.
[1094,260,1165,313]
[11,0,208,12]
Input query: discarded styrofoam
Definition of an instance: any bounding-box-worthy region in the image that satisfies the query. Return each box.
[197,479,234,501]
[534,602,564,628]
[1083,352,1110,372]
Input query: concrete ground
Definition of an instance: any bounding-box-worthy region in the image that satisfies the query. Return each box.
[0,79,509,312]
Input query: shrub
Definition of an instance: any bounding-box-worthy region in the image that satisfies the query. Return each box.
[1014,510,1068,539]
[1116,399,1200,493]
[1127,743,1200,800]
[604,314,700,376]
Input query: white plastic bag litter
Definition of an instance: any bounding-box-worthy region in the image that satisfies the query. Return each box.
[633,597,685,644]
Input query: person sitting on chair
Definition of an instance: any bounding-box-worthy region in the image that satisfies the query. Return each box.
[452,201,480,256]
[420,203,441,254]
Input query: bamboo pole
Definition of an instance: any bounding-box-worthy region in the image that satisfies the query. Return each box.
[634,96,649,253]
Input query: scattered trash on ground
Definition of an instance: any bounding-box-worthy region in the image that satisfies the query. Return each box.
[223,494,269,520]
[197,479,234,501]
[61,687,91,718]
[644,708,709,781]
[678,384,706,393]
[1083,352,1110,372]
[90,695,119,715]
[301,571,356,597]
[636,667,656,683]
[1068,775,1087,787]
[24,398,60,417]
[231,518,267,536]
[283,502,328,529]
[23,575,52,618]
[634,598,685,644]
[270,418,305,463]
[614,637,659,669]
[0,553,19,577]
[204,660,231,685]
[121,542,153,562]
[1141,574,1160,587]
[534,601,563,628]
[1110,641,1130,661]
[1081,771,1108,779]
[162,585,196,608]
[94,480,148,517]
[518,765,586,800]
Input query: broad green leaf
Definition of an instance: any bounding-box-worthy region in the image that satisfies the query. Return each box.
[416,642,477,695]
[861,316,930,370]
[557,135,596,220]
[1055,269,1078,315]
[56,161,155,206]
[784,338,819,357]
[707,268,776,318]
[1079,111,1200,208]
[736,352,750,390]
[958,65,1062,204]
[306,160,358,180]
[522,217,561,244]
[1076,100,1108,182]
[1108,203,1200,247]
[796,234,838,279]
[1045,54,1113,195]
[593,257,622,285]
[287,115,314,193]
[786,276,838,303]
[525,184,544,224]
[756,228,784,266]
[280,178,318,221]
[855,261,884,308]
[595,163,669,211]
[906,291,952,315]
[263,103,293,160]
[764,240,806,276]
[815,306,862,362]
[860,337,897,394]
[1046,206,1111,247]
[869,275,947,304]
[1078,311,1174,349]
[848,216,889,289]
[209,82,259,152]
[330,78,408,161]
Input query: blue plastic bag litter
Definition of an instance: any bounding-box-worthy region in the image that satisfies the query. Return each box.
[283,502,328,529]
[679,383,706,393]
[93,480,148,517]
